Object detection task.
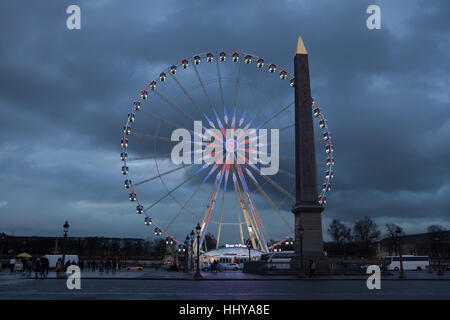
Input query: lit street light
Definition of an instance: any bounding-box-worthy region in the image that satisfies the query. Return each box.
[194,223,202,279]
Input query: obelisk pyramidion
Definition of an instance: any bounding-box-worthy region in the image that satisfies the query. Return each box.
[292,35,327,272]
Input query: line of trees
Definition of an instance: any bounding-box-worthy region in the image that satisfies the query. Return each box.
[326,217,380,257]
[325,217,447,258]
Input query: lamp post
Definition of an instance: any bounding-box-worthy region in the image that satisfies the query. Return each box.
[57,221,69,278]
[396,227,406,279]
[194,223,202,279]
[298,225,305,278]
[62,221,69,269]
[184,236,189,273]
[190,230,194,272]
[247,242,252,262]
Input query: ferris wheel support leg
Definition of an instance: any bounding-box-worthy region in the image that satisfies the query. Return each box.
[292,35,327,275]
[235,173,258,250]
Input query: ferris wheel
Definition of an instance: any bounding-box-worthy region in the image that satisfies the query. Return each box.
[120,51,334,252]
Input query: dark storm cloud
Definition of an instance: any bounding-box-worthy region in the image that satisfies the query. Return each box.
[0,0,449,240]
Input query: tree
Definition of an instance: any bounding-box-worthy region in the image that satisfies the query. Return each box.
[427,224,446,273]
[327,219,352,256]
[384,223,404,255]
[353,217,380,257]
[204,233,217,250]
[152,238,166,258]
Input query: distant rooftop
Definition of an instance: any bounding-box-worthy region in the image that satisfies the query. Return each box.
[379,230,450,244]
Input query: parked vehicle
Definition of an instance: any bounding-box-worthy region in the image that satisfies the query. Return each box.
[202,263,224,272]
[224,263,240,271]
[383,255,429,271]
[124,265,143,271]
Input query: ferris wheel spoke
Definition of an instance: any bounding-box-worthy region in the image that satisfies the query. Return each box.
[134,164,192,187]
[129,132,172,142]
[193,63,215,110]
[169,73,205,116]
[278,168,295,179]
[256,101,294,129]
[233,58,242,106]
[244,68,264,110]
[280,123,295,131]
[232,173,245,245]
[243,166,293,232]
[216,59,225,108]
[140,109,183,130]
[247,164,295,202]
[258,81,286,113]
[164,181,205,231]
[235,164,269,251]
[153,90,195,122]
[127,154,170,161]
[216,181,226,249]
[143,167,205,212]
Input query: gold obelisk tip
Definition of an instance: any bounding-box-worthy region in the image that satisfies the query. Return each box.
[296,35,308,54]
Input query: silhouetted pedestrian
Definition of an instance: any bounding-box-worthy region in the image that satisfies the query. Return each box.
[309,260,316,277]
[34,258,41,279]
[41,257,49,278]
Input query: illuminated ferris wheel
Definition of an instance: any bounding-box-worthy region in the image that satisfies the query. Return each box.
[120,51,334,252]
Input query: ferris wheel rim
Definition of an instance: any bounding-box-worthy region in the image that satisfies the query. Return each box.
[121,50,334,249]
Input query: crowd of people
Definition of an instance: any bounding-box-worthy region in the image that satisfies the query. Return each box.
[56,259,122,274]
[13,257,50,278]
[85,260,122,273]
[9,257,123,277]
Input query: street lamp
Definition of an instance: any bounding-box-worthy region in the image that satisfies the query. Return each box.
[62,221,69,267]
[396,227,406,279]
[57,221,69,278]
[190,230,194,272]
[184,236,189,273]
[194,223,202,279]
[298,224,305,278]
[247,242,252,261]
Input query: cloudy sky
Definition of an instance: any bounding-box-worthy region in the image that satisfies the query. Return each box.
[0,0,449,243]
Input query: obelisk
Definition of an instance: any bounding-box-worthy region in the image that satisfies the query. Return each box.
[292,35,327,274]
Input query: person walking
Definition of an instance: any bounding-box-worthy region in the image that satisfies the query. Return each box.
[9,258,15,273]
[56,258,62,274]
[64,259,71,272]
[41,256,49,278]
[26,259,32,276]
[309,260,316,277]
[34,258,41,279]
[78,259,84,272]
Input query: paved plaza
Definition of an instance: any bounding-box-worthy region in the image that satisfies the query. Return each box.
[0,270,448,300]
